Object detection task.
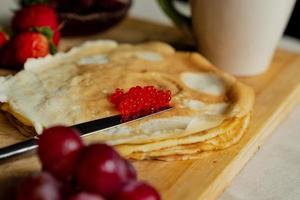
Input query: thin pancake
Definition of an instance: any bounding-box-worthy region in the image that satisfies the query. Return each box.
[125,114,250,160]
[0,40,254,161]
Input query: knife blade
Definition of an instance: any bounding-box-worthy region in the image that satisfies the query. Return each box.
[0,107,172,161]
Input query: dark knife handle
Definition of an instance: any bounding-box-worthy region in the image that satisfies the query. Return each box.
[0,139,37,160]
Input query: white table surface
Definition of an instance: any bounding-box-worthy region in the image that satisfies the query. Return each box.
[1,1,300,200]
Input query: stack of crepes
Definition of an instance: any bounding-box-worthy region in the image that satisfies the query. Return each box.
[0,40,254,161]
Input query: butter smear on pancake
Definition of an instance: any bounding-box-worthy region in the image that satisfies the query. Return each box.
[78,55,109,65]
[181,72,226,96]
[134,52,162,61]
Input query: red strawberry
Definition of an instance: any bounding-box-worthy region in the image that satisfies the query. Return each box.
[0,28,56,69]
[14,31,50,65]
[0,42,19,69]
[0,30,9,49]
[53,30,61,46]
[12,4,58,31]
[12,4,60,46]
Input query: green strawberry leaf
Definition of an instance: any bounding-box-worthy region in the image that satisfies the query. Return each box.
[33,27,54,40]
[33,27,57,55]
[0,27,13,39]
[20,0,50,6]
[49,42,57,55]
[40,27,54,40]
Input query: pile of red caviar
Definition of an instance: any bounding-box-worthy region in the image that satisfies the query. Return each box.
[109,86,171,121]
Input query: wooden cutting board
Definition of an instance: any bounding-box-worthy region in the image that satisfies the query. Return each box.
[0,18,300,200]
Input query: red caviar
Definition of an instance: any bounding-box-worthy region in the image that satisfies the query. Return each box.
[109,86,171,121]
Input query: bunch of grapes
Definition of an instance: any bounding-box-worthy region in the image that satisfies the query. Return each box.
[16,126,160,200]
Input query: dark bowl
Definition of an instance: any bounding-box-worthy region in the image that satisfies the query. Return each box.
[58,0,132,36]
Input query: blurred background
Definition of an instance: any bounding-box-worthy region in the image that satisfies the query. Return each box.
[285,0,300,39]
[0,0,299,39]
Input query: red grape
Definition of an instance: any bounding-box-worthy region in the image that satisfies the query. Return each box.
[37,126,84,181]
[115,181,161,200]
[75,144,128,197]
[16,172,62,200]
[69,192,105,200]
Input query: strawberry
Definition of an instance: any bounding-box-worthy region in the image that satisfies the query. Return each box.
[0,29,9,49]
[14,31,51,65]
[0,29,14,69]
[53,30,61,46]
[12,4,60,46]
[12,4,58,31]
[0,42,18,69]
[0,28,56,69]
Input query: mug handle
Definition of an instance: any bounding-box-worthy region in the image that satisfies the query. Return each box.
[157,0,192,33]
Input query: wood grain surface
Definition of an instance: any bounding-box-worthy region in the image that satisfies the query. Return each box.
[0,18,300,200]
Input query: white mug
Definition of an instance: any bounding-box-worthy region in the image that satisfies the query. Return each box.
[158,0,296,76]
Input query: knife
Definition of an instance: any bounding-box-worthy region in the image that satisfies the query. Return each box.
[0,107,172,161]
